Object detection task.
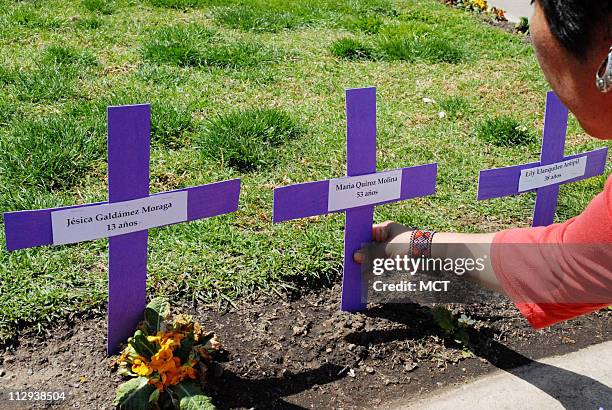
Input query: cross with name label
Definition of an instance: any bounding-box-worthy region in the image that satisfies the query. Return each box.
[273,87,437,311]
[477,91,608,227]
[3,105,241,353]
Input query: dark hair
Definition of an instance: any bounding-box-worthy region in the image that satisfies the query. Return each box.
[536,0,612,59]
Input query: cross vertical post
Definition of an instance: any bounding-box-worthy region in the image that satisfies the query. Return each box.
[107,105,151,353]
[342,88,377,311]
[532,93,567,226]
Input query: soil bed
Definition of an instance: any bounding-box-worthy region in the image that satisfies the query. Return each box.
[1,284,610,409]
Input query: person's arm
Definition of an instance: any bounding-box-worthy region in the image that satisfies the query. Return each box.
[354,222,504,294]
[355,175,612,328]
[430,232,503,294]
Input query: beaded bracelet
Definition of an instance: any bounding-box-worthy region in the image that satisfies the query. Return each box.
[409,229,436,259]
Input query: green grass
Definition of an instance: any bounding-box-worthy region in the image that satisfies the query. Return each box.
[142,24,284,68]
[342,15,385,34]
[199,108,303,171]
[331,22,466,63]
[212,6,308,32]
[9,5,63,29]
[210,0,398,32]
[41,45,99,68]
[475,116,536,146]
[377,34,465,63]
[330,38,376,60]
[3,45,98,103]
[0,0,610,343]
[439,96,470,119]
[82,0,117,15]
[75,15,104,29]
[148,0,211,8]
[150,102,195,148]
[0,115,105,193]
[13,67,77,103]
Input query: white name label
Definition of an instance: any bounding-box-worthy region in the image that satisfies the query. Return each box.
[328,170,402,212]
[51,191,188,245]
[518,156,587,192]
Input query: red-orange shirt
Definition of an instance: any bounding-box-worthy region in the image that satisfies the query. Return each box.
[492,174,612,328]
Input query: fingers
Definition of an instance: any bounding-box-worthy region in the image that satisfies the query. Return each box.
[353,249,364,264]
[372,220,394,242]
[357,221,409,263]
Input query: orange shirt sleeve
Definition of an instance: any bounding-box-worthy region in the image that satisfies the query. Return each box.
[491,174,612,329]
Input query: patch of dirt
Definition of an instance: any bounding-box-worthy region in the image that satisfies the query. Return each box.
[0,284,610,409]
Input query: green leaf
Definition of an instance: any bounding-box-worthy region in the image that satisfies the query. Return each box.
[114,377,157,410]
[129,330,159,359]
[432,306,456,333]
[175,331,196,362]
[454,327,470,346]
[144,297,171,334]
[170,381,216,410]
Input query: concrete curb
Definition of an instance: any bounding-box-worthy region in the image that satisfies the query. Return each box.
[383,341,612,410]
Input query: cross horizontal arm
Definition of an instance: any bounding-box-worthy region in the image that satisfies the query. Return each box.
[3,178,241,251]
[273,163,437,223]
[477,148,608,200]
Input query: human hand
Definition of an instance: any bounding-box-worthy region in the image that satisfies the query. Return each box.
[353,221,412,264]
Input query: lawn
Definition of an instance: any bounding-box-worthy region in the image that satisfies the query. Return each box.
[0,0,610,343]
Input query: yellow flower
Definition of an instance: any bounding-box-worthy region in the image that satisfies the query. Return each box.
[132,358,152,377]
[150,346,173,369]
[146,335,161,343]
[160,332,184,349]
[472,0,487,11]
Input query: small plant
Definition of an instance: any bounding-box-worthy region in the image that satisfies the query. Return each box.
[114,298,220,409]
[444,0,507,22]
[41,45,98,68]
[82,0,116,15]
[4,45,97,103]
[330,38,375,60]
[489,7,507,22]
[439,96,470,118]
[142,25,282,69]
[378,35,464,64]
[13,66,76,103]
[515,17,529,34]
[445,0,487,13]
[432,306,474,348]
[10,5,63,29]
[76,16,103,29]
[212,6,305,33]
[148,0,205,8]
[476,116,535,147]
[199,108,302,171]
[0,97,16,127]
[150,103,194,149]
[343,15,385,35]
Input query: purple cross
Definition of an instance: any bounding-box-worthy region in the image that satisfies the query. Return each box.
[477,91,608,227]
[273,87,437,311]
[3,105,241,353]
